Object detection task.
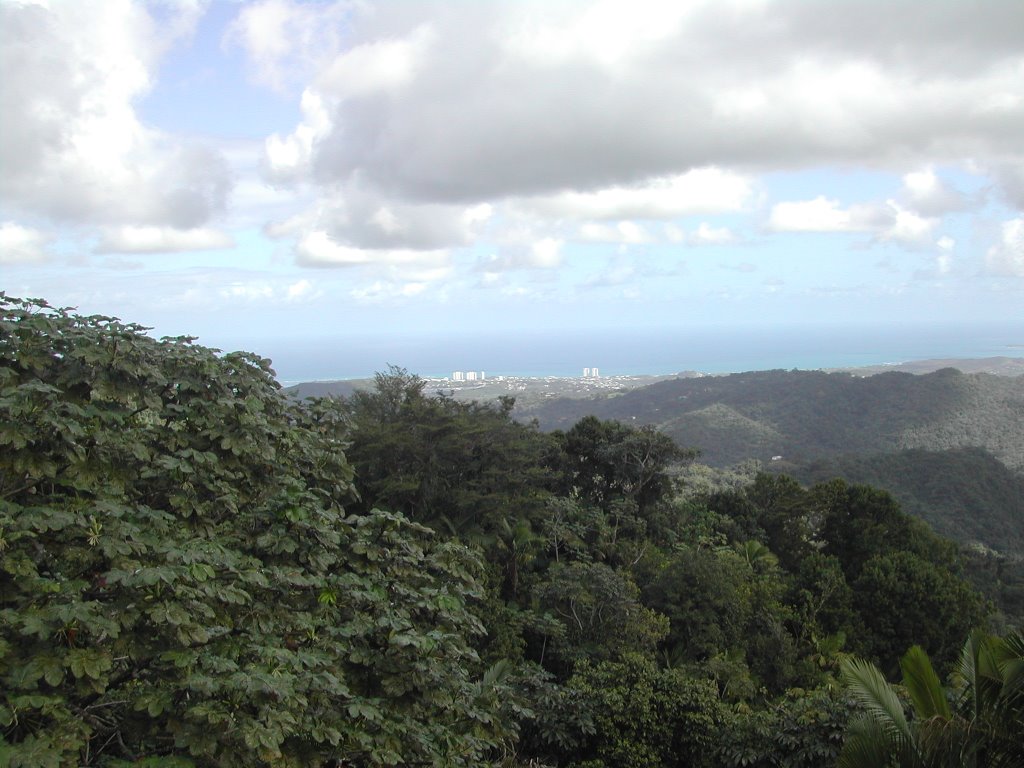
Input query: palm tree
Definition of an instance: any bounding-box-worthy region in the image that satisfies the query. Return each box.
[839,630,1024,768]
[734,539,779,572]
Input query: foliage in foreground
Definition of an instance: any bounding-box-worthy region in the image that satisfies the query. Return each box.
[839,630,1024,768]
[2,295,1009,767]
[0,296,510,767]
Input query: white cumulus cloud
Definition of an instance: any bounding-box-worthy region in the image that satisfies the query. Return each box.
[225,0,350,92]
[769,197,936,246]
[0,1,230,229]
[285,190,491,251]
[578,221,651,244]
[241,0,1024,279]
[769,197,879,232]
[935,235,955,275]
[477,238,564,273]
[690,223,736,245]
[0,221,51,264]
[97,227,234,254]
[515,169,754,221]
[295,230,451,272]
[986,218,1024,276]
[254,0,1024,204]
[880,201,937,246]
[900,167,968,215]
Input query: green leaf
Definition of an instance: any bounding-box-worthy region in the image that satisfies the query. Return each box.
[840,657,913,748]
[900,645,951,721]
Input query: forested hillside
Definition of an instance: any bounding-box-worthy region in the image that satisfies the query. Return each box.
[3,297,1021,767]
[521,368,1024,470]
[783,447,1024,555]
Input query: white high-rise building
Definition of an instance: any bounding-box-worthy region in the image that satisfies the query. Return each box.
[466,371,478,381]
[583,368,591,377]
[452,371,465,381]
[592,367,599,377]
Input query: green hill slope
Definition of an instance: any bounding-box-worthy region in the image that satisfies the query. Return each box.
[659,403,784,465]
[521,368,1024,470]
[782,447,1024,554]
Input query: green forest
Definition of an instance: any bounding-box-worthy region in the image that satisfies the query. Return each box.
[521,366,1024,472]
[2,296,1022,767]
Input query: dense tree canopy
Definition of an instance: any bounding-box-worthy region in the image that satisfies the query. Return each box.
[2,295,1010,767]
[0,297,509,767]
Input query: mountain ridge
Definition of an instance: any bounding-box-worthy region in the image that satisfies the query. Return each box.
[518,366,1024,471]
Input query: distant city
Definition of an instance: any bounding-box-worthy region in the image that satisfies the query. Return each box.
[450,368,600,381]
[450,371,484,382]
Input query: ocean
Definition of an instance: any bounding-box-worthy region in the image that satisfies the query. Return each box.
[257,322,1024,386]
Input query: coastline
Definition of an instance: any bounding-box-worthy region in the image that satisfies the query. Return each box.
[282,355,1024,403]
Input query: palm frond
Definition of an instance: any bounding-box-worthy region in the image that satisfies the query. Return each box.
[992,631,1024,705]
[841,657,914,748]
[902,645,951,721]
[954,630,983,719]
[838,714,898,768]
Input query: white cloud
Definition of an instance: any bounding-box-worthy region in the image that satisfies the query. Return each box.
[518,169,754,220]
[880,201,937,246]
[285,278,322,302]
[263,182,492,260]
[350,280,431,303]
[0,1,230,229]
[477,237,564,274]
[769,197,936,245]
[295,230,450,272]
[97,226,234,254]
[578,221,651,244]
[900,167,968,215]
[10,0,1017,332]
[991,160,1024,210]
[769,196,877,232]
[0,221,51,264]
[257,1,1024,205]
[503,0,694,70]
[224,151,315,229]
[935,235,955,275]
[215,277,323,305]
[316,24,435,101]
[263,88,332,183]
[239,0,1024,288]
[531,238,563,268]
[986,218,1024,276]
[690,223,735,245]
[225,0,349,92]
[221,282,275,302]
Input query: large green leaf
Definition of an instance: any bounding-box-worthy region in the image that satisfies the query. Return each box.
[840,656,919,766]
[901,645,951,721]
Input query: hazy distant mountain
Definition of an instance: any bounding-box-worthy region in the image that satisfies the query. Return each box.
[282,360,1024,473]
[519,367,1024,471]
[283,379,369,400]
[827,356,1024,376]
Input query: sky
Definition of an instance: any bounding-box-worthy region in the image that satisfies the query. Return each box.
[2,0,1023,377]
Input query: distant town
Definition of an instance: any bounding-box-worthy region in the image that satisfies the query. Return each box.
[422,368,682,407]
[448,367,601,383]
[282,357,1024,408]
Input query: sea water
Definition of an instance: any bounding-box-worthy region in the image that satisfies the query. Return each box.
[256,322,1024,385]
